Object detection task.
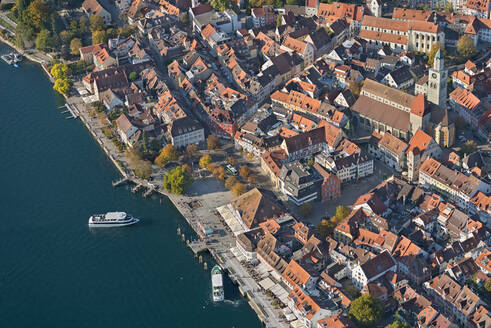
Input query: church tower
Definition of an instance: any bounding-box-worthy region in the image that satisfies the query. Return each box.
[427,49,448,108]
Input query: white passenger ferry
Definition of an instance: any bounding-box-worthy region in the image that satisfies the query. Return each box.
[88,212,139,227]
[211,265,224,302]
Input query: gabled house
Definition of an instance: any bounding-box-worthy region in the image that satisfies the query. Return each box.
[116,113,139,147]
[351,250,397,290]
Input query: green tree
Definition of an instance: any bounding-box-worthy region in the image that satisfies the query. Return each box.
[199,154,212,168]
[335,205,350,221]
[79,16,89,34]
[485,279,491,292]
[163,165,194,194]
[35,29,52,51]
[59,30,71,45]
[225,176,238,189]
[231,182,245,196]
[185,144,199,159]
[349,294,383,328]
[69,19,79,37]
[27,0,52,31]
[385,318,410,328]
[92,29,106,45]
[276,14,283,27]
[70,38,82,55]
[316,219,335,239]
[299,202,312,217]
[239,165,250,179]
[89,15,105,32]
[427,42,446,66]
[210,0,230,11]
[128,71,138,82]
[286,0,299,4]
[207,134,220,150]
[349,81,364,98]
[53,77,71,95]
[154,144,179,166]
[50,63,69,79]
[462,140,477,155]
[457,35,477,60]
[444,1,453,12]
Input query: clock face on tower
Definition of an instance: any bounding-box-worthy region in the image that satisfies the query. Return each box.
[432,73,437,78]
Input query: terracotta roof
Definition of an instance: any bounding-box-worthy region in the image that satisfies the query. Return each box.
[392,8,434,21]
[406,129,433,154]
[317,314,352,328]
[359,29,408,45]
[289,284,320,319]
[417,306,439,326]
[352,96,410,132]
[201,24,217,40]
[410,94,428,117]
[362,79,416,110]
[82,0,107,16]
[191,3,213,15]
[259,219,281,235]
[465,0,491,11]
[378,133,408,155]
[292,113,316,131]
[360,250,396,280]
[470,191,490,213]
[283,259,311,286]
[261,149,287,177]
[451,70,472,86]
[306,0,317,8]
[354,192,387,215]
[282,36,308,55]
[79,43,104,54]
[317,2,364,22]
[419,157,441,177]
[449,87,481,111]
[230,188,283,229]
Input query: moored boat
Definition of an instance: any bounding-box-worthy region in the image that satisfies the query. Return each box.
[211,265,224,302]
[88,212,139,227]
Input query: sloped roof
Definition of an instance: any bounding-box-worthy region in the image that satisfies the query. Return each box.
[230,188,283,229]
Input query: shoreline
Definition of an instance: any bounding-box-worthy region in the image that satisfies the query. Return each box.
[0,39,286,327]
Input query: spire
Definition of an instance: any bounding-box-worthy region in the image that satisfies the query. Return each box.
[435,48,441,60]
[433,48,444,70]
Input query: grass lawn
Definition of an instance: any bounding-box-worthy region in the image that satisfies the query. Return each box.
[6,12,17,23]
[0,17,14,31]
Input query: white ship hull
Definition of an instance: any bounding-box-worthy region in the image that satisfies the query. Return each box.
[88,212,140,227]
[211,265,224,302]
[88,218,139,227]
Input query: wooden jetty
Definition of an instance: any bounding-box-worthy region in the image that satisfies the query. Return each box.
[131,183,143,193]
[187,240,207,254]
[112,177,129,187]
[143,186,155,198]
[62,103,78,119]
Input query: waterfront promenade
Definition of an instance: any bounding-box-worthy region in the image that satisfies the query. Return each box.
[64,84,289,328]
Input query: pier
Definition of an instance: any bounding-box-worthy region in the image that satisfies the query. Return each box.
[143,186,155,198]
[131,183,143,194]
[187,240,207,255]
[112,177,129,187]
[62,103,78,119]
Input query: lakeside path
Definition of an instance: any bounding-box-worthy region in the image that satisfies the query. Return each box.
[0,35,290,326]
[66,86,290,328]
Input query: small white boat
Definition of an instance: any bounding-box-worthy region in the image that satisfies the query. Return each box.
[88,212,139,227]
[211,265,224,302]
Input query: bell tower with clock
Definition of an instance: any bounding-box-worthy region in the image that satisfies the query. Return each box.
[427,49,447,108]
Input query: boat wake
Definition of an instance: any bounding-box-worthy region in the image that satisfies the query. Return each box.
[223,299,242,307]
